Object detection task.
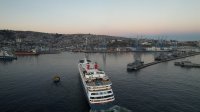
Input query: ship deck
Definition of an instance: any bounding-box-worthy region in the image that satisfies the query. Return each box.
[85,78,112,87]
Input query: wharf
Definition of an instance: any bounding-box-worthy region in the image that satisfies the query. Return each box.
[129,52,200,71]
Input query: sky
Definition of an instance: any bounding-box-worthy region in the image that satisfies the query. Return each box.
[0,0,200,40]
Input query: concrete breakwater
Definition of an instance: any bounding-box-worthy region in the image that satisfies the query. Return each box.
[128,52,200,71]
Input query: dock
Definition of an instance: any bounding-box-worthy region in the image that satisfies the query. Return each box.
[128,52,200,71]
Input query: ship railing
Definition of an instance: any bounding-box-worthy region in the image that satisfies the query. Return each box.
[89,97,115,104]
[88,87,111,91]
[85,77,112,85]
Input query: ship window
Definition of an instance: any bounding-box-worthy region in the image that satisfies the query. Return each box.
[88,72,94,75]
[107,91,112,93]
[91,93,98,95]
[91,91,112,95]
[97,71,104,74]
[79,60,84,63]
[90,97,95,99]
[91,95,113,99]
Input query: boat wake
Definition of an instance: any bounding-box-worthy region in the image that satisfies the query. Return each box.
[89,105,132,112]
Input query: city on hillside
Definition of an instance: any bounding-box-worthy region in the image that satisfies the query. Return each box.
[1,30,200,54]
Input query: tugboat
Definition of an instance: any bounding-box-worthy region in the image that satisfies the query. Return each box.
[53,75,60,83]
[127,59,144,71]
[154,53,166,61]
[127,53,144,71]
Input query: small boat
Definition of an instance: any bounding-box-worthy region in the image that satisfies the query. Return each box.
[53,76,60,83]
[0,50,17,60]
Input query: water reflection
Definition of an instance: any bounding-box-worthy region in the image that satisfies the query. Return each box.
[102,53,106,70]
[0,60,14,64]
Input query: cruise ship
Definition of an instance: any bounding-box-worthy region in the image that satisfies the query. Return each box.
[78,58,115,110]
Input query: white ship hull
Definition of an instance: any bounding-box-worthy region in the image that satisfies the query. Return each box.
[78,59,115,110]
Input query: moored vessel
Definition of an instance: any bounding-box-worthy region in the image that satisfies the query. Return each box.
[127,59,144,70]
[0,50,17,60]
[174,61,200,68]
[15,49,39,55]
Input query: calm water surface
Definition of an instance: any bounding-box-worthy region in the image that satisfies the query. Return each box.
[0,52,200,112]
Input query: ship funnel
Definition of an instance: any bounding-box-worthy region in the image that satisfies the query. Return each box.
[94,62,98,69]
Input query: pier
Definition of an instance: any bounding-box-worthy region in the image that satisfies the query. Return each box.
[128,52,200,71]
